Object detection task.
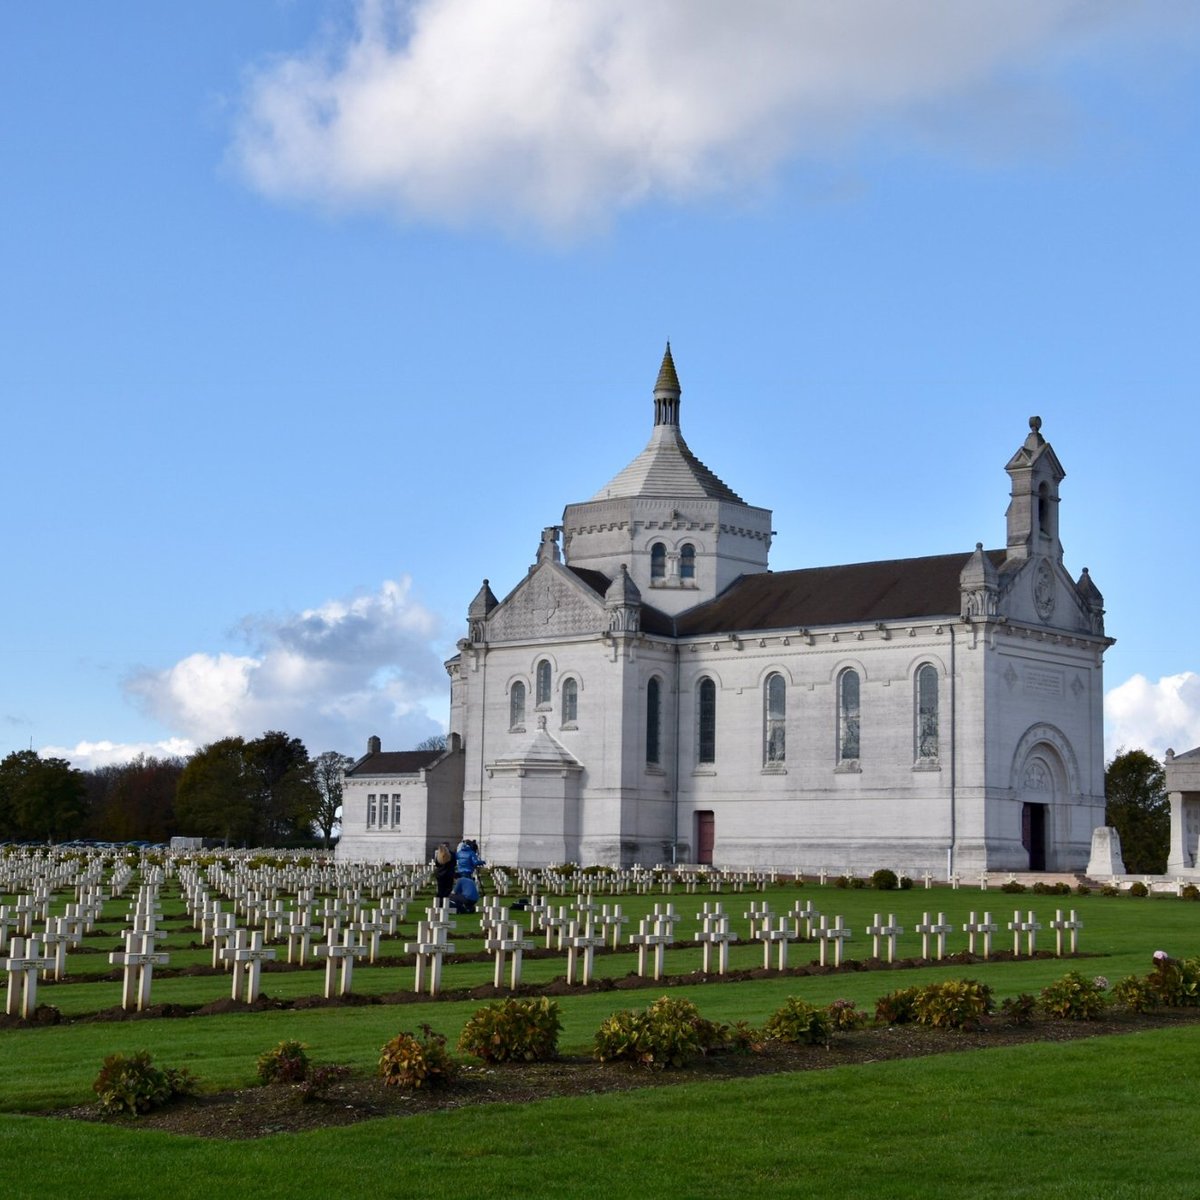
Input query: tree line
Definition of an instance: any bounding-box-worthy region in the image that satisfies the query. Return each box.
[0,733,353,848]
[0,741,1172,866]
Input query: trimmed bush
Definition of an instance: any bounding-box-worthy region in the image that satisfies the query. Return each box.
[1110,975,1159,1014]
[256,1040,310,1085]
[1000,993,1037,1026]
[898,875,914,890]
[912,979,993,1029]
[870,869,898,891]
[1039,971,1107,1021]
[1100,884,1120,897]
[1148,956,1200,1007]
[874,986,921,1025]
[1181,884,1200,901]
[379,1025,455,1089]
[594,996,721,1069]
[764,997,833,1046]
[93,1051,197,1116]
[458,997,562,1063]
[1128,881,1150,898]
[826,998,867,1031]
[1000,880,1027,894]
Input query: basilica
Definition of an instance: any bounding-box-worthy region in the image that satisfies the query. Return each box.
[337,347,1112,874]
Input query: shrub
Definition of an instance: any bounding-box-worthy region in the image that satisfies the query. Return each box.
[870,869,898,890]
[913,979,993,1029]
[1182,885,1200,901]
[458,997,562,1063]
[379,1025,456,1089]
[1075,883,1092,896]
[93,1051,197,1116]
[1110,975,1159,1014]
[874,986,921,1025]
[1148,956,1200,1007]
[721,1020,768,1054]
[833,875,851,889]
[297,1063,351,1102]
[1128,881,1149,898]
[849,876,867,889]
[1100,884,1120,897]
[257,1040,310,1085]
[1000,993,1037,1026]
[764,997,833,1046]
[898,876,914,890]
[826,998,867,1031]
[1000,880,1027,894]
[1032,881,1071,896]
[594,995,722,1069]
[1039,971,1107,1021]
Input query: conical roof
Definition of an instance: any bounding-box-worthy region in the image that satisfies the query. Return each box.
[591,346,745,503]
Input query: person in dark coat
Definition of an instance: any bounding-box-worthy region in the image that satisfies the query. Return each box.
[433,843,455,900]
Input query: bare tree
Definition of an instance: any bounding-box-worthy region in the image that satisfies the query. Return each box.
[312,750,353,848]
[414,734,448,753]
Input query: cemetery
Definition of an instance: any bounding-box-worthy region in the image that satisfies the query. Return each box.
[2,843,1200,1197]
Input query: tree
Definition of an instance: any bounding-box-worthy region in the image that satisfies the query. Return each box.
[0,750,87,843]
[312,750,353,848]
[414,734,448,752]
[88,755,184,843]
[244,731,320,845]
[1105,748,1169,874]
[175,737,251,846]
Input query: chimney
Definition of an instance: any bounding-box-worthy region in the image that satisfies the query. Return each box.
[367,735,381,756]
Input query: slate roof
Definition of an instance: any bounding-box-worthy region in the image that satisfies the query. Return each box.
[589,422,746,504]
[566,567,675,634]
[674,550,1007,637]
[347,751,442,777]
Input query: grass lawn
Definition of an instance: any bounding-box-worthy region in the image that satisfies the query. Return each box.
[4,876,1200,1197]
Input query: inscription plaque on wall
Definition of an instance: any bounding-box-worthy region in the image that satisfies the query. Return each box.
[1024,668,1064,699]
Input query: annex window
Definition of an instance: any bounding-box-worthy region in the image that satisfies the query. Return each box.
[651,542,666,580]
[510,681,526,730]
[391,794,401,828]
[698,677,717,765]
[646,676,662,765]
[680,543,696,581]
[916,664,939,761]
[764,673,786,764]
[378,794,389,827]
[536,660,552,707]
[838,669,860,763]
[562,677,578,725]
[367,793,377,827]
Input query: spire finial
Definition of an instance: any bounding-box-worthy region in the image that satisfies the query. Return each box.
[653,342,681,426]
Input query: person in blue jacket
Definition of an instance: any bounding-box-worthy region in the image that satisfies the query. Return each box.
[455,838,486,878]
[449,872,479,915]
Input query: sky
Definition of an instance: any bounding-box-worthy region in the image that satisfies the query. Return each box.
[2,1,1198,772]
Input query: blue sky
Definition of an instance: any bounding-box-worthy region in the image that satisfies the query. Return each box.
[2,1,1198,770]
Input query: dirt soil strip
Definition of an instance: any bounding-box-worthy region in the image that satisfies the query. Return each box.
[42,1009,1200,1141]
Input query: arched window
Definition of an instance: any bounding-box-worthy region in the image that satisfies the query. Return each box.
[680,543,696,581]
[562,677,578,725]
[650,542,666,580]
[536,660,551,707]
[838,669,860,762]
[916,664,938,760]
[1038,481,1052,537]
[698,678,717,765]
[646,677,662,765]
[509,681,526,730]
[764,673,786,764]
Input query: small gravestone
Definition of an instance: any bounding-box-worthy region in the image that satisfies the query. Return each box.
[4,936,55,1018]
[866,913,903,963]
[695,904,737,974]
[109,931,169,1012]
[1049,909,1083,956]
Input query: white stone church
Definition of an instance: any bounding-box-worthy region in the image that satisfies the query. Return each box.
[337,347,1112,874]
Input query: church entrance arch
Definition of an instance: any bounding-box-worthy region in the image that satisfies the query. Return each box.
[1018,751,1059,871]
[695,811,715,865]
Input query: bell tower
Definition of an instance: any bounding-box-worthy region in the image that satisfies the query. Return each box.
[1004,416,1066,565]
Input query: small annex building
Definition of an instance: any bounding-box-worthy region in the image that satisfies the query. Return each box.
[339,347,1113,874]
[1166,746,1200,875]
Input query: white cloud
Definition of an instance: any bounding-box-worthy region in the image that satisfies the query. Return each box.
[39,738,197,772]
[230,0,1187,235]
[125,577,448,758]
[1105,672,1200,763]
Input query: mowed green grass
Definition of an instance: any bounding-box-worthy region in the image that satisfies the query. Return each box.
[2,1027,1198,1199]
[4,879,1200,1197]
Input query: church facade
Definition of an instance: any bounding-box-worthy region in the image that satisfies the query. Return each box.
[342,348,1113,874]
